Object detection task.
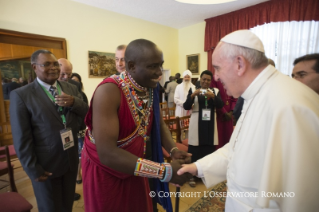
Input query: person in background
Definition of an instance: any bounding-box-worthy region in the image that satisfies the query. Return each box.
[3,78,21,100]
[58,58,83,201]
[10,49,88,212]
[163,76,174,102]
[165,77,178,108]
[174,70,195,117]
[178,30,319,212]
[70,73,88,185]
[175,73,182,84]
[115,44,127,74]
[58,58,82,94]
[292,53,319,95]
[183,70,224,187]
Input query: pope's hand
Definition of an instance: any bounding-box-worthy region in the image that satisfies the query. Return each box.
[177,163,198,176]
[169,160,193,186]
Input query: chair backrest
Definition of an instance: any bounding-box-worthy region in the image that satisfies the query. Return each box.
[177,116,191,143]
[167,107,176,119]
[0,145,17,192]
[159,102,168,119]
[163,117,180,141]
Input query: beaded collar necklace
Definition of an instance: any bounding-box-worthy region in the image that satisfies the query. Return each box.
[126,71,148,92]
[124,72,152,113]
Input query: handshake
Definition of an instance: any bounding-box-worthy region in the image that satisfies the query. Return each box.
[167,149,198,186]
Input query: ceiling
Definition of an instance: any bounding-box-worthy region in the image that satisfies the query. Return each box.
[72,0,269,29]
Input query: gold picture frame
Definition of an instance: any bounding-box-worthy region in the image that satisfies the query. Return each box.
[186,54,200,74]
[88,51,117,78]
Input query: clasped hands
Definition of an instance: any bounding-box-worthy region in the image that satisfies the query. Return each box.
[169,149,198,186]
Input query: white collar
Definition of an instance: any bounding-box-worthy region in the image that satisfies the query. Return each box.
[241,65,277,100]
[37,77,57,91]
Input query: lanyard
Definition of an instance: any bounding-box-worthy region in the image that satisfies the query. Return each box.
[205,96,208,109]
[40,83,67,128]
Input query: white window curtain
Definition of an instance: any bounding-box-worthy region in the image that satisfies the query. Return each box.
[250,21,319,76]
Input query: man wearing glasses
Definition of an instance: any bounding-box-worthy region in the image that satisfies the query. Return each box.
[292,53,319,95]
[10,49,88,212]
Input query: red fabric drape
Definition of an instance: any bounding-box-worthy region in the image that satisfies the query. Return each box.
[205,0,319,51]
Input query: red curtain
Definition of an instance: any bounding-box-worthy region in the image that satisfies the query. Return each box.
[205,0,319,53]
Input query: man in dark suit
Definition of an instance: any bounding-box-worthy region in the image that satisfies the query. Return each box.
[10,50,88,212]
[3,78,21,99]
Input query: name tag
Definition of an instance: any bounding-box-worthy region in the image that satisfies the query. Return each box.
[202,109,211,121]
[60,128,74,150]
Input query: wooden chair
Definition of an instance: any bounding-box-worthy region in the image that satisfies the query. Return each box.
[160,102,169,120]
[177,115,191,146]
[0,192,33,212]
[167,107,176,120]
[0,145,17,192]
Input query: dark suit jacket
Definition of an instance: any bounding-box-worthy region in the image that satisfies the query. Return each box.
[68,79,81,94]
[3,82,21,100]
[10,80,88,180]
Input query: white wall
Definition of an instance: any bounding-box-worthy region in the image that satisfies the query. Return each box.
[178,22,207,80]
[0,0,179,101]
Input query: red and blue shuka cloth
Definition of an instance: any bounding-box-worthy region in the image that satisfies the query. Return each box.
[82,73,172,212]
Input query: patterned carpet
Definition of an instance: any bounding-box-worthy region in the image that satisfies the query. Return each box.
[186,181,227,212]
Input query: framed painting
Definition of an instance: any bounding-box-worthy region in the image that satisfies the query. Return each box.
[0,59,35,81]
[186,54,200,74]
[88,51,117,78]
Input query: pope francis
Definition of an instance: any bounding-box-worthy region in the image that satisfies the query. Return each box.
[178,30,319,212]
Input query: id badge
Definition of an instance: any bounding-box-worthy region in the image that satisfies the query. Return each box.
[202,109,211,121]
[60,128,74,150]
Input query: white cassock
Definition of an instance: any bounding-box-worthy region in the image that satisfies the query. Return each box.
[174,83,195,117]
[195,65,319,212]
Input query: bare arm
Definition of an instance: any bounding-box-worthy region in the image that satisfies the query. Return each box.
[92,83,138,174]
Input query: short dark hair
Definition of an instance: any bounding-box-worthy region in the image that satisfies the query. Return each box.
[293,53,319,73]
[200,70,213,78]
[175,73,181,78]
[116,45,127,51]
[71,73,83,91]
[31,49,53,64]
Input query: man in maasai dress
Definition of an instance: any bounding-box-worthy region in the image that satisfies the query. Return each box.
[82,39,192,212]
[178,30,319,211]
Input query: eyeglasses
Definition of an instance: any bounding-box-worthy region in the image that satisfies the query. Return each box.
[33,62,60,68]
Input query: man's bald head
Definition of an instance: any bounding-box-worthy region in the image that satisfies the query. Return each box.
[125,39,161,67]
[58,58,73,81]
[125,39,163,88]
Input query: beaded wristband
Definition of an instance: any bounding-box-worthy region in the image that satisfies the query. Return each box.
[134,158,165,179]
[169,147,179,157]
[160,163,173,183]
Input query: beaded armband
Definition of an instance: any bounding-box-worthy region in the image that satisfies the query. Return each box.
[134,158,165,179]
[160,163,172,183]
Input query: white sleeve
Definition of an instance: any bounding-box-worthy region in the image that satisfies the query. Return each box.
[196,143,230,189]
[174,85,184,106]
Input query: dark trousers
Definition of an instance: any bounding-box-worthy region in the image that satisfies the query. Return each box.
[31,168,77,212]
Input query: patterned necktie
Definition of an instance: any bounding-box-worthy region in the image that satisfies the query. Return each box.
[49,85,58,98]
